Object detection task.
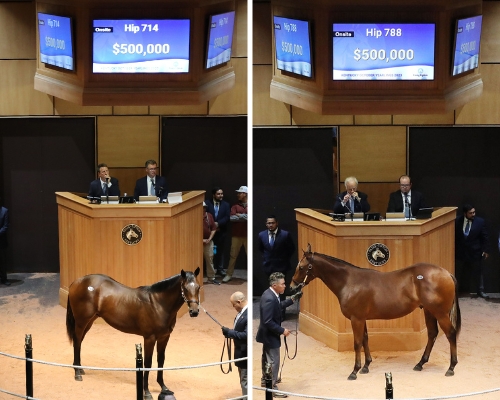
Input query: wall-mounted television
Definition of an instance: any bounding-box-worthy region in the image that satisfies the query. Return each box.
[273,16,313,78]
[38,12,74,71]
[451,15,482,76]
[92,19,190,73]
[332,23,435,81]
[205,11,235,69]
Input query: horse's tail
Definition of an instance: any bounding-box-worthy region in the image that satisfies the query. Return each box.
[66,297,75,344]
[450,274,462,338]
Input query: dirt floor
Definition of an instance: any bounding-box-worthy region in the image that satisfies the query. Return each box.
[0,272,247,400]
[252,294,500,400]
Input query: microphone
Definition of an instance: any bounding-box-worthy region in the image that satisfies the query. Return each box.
[340,196,354,219]
[105,177,110,204]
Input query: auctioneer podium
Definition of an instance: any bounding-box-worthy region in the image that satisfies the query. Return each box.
[56,191,204,310]
[295,207,457,351]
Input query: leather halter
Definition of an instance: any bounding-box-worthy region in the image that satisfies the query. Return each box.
[292,253,314,288]
[181,281,200,305]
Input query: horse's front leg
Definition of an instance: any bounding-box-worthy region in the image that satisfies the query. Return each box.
[156,335,174,396]
[360,322,372,374]
[348,318,365,380]
[143,338,156,400]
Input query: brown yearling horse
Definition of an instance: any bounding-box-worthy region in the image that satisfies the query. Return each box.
[66,268,200,400]
[290,244,461,380]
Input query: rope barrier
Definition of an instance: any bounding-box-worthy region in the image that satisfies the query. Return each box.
[252,386,500,400]
[0,350,246,372]
[0,387,40,400]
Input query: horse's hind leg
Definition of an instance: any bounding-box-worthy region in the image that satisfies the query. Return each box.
[360,322,372,374]
[73,316,98,380]
[348,318,365,380]
[156,336,174,395]
[436,315,459,376]
[414,310,439,372]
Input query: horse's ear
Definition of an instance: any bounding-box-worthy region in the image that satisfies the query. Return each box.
[194,267,200,276]
[181,269,187,279]
[306,243,312,253]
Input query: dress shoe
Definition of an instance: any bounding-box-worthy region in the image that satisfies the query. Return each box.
[477,291,489,299]
[209,278,221,285]
[222,275,232,283]
[1,280,10,286]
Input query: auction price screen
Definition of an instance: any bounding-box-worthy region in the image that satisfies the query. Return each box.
[38,13,74,71]
[93,19,190,73]
[332,23,435,80]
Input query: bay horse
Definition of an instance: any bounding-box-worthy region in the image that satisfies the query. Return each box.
[290,244,461,380]
[66,268,200,400]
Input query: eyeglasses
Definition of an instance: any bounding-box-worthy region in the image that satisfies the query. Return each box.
[147,168,157,171]
[400,184,411,187]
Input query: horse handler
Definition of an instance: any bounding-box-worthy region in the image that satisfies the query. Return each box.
[221,291,248,396]
[256,272,302,398]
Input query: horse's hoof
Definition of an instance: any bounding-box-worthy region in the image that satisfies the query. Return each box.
[74,375,83,381]
[413,364,423,371]
[347,373,357,380]
[445,370,455,376]
[360,367,369,374]
[143,393,153,400]
[161,388,175,395]
[78,369,85,375]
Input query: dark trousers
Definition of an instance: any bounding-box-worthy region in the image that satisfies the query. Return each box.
[0,248,7,282]
[455,258,485,293]
[213,231,226,270]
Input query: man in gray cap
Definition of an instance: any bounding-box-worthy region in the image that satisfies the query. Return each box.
[223,186,248,282]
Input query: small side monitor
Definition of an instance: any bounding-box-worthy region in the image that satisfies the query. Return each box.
[119,196,135,204]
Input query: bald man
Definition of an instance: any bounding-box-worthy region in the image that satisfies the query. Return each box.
[221,291,248,396]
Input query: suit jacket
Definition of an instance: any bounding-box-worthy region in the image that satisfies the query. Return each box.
[333,191,370,214]
[455,215,489,261]
[88,178,120,198]
[224,308,247,368]
[387,190,426,216]
[256,288,293,349]
[0,206,8,249]
[258,228,295,275]
[133,175,168,202]
[205,199,231,233]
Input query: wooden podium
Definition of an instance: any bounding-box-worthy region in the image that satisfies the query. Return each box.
[295,207,457,351]
[56,191,205,310]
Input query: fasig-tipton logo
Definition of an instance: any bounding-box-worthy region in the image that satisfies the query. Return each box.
[366,243,390,266]
[121,224,143,245]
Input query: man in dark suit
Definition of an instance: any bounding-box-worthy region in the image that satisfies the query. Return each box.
[258,216,295,276]
[455,204,489,298]
[256,272,302,398]
[206,187,231,276]
[133,159,168,202]
[221,291,248,396]
[88,163,120,199]
[0,197,10,285]
[333,176,370,214]
[387,175,426,218]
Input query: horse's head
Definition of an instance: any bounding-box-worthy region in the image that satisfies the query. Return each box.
[290,243,317,293]
[180,267,201,317]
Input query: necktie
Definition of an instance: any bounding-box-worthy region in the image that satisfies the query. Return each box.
[214,203,219,219]
[270,232,275,247]
[404,194,410,218]
[464,220,470,236]
[102,182,107,195]
[350,197,354,212]
[150,179,155,196]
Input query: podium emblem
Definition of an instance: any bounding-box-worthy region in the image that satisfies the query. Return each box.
[121,224,143,245]
[366,243,390,266]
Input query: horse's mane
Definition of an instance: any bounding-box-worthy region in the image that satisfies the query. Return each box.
[315,252,364,270]
[141,271,191,293]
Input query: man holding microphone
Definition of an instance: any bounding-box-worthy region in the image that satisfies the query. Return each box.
[333,176,370,214]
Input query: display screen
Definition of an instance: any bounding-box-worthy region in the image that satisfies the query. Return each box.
[452,15,482,76]
[206,11,235,69]
[332,23,435,81]
[92,19,190,73]
[273,16,312,78]
[38,13,74,71]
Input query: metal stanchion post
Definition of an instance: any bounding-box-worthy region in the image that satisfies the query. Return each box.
[136,344,143,400]
[25,334,33,398]
[385,372,393,399]
[264,361,273,400]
